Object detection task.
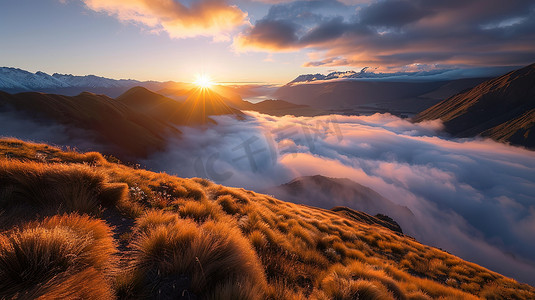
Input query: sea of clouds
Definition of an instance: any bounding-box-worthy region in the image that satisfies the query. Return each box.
[3,109,535,285]
[144,111,535,285]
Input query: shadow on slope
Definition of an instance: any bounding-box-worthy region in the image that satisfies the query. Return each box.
[414,63,535,149]
[0,90,180,160]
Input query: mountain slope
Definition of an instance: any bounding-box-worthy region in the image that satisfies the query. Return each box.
[0,90,180,159]
[414,63,535,148]
[169,87,245,125]
[118,86,246,125]
[273,78,491,114]
[275,80,444,109]
[0,138,534,299]
[116,86,184,121]
[267,175,413,230]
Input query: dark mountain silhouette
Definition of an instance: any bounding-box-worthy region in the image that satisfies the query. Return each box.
[159,83,324,116]
[169,87,245,125]
[274,78,489,113]
[414,63,535,149]
[117,86,245,125]
[0,90,180,159]
[116,86,184,121]
[123,85,324,119]
[266,175,413,226]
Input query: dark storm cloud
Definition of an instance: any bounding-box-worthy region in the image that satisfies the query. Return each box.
[243,19,300,50]
[235,0,535,69]
[299,17,352,44]
[359,0,431,27]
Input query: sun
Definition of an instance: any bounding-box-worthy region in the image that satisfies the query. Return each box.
[194,74,214,88]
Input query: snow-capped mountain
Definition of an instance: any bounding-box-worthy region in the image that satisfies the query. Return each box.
[51,73,140,88]
[0,68,71,90]
[0,67,142,95]
[288,67,459,84]
[289,67,401,84]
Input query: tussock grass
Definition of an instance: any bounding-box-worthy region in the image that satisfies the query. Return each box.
[122,215,266,298]
[36,214,117,274]
[0,214,116,299]
[217,194,244,215]
[135,209,181,233]
[0,160,127,227]
[315,262,401,300]
[0,137,109,165]
[1,138,535,299]
[178,199,221,222]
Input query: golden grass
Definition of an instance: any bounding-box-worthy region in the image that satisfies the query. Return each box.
[0,160,127,227]
[36,214,117,274]
[1,137,534,299]
[0,214,116,299]
[121,214,266,298]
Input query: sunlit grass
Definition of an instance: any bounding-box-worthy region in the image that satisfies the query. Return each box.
[0,137,534,299]
[0,214,116,299]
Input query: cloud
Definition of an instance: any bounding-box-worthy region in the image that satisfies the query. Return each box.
[359,0,431,27]
[81,0,248,39]
[141,112,535,285]
[0,109,113,154]
[234,19,300,51]
[235,0,535,69]
[10,103,535,284]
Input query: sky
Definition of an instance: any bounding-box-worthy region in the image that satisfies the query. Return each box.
[1,0,534,83]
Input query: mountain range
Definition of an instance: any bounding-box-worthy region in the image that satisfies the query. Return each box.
[0,90,180,160]
[0,85,322,161]
[2,63,535,150]
[0,67,492,117]
[414,63,535,149]
[0,67,148,96]
[274,77,489,114]
[288,68,448,84]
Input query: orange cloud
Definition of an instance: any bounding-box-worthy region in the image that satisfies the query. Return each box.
[82,0,248,39]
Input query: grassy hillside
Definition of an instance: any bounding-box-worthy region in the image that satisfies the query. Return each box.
[1,137,534,299]
[267,175,413,228]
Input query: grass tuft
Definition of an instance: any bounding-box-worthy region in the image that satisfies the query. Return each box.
[0,214,116,299]
[123,217,267,298]
[0,161,127,227]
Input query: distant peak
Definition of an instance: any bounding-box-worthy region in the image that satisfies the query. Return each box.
[77,91,98,96]
[127,86,151,93]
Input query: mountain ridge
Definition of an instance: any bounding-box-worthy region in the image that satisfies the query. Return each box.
[0,90,181,160]
[0,67,141,90]
[414,63,535,149]
[266,175,413,232]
